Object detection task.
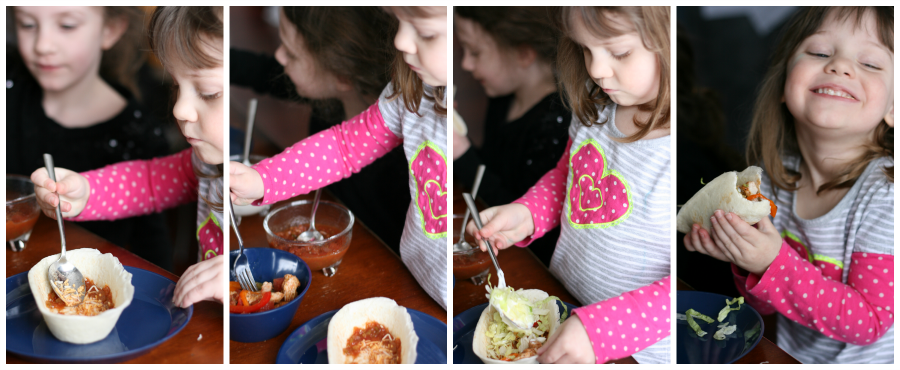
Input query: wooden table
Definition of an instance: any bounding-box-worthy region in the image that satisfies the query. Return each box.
[676,278,800,364]
[229,192,447,364]
[451,191,638,364]
[6,215,223,364]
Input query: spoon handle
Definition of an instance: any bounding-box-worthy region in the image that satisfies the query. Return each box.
[242,98,258,164]
[309,189,321,230]
[462,193,502,276]
[458,165,485,244]
[227,197,244,253]
[43,154,67,258]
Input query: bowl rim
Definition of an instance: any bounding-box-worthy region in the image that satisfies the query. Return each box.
[263,199,355,246]
[229,247,313,317]
[6,174,37,206]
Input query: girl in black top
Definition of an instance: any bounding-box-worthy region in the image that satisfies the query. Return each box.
[454,7,571,265]
[7,7,172,269]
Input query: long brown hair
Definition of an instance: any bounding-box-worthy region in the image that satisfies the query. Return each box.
[555,6,670,142]
[281,7,396,120]
[455,7,558,65]
[385,6,447,117]
[747,7,893,194]
[149,6,224,213]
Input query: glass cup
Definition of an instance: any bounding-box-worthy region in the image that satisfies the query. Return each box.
[264,200,354,277]
[7,175,41,252]
[228,154,272,225]
[452,214,491,285]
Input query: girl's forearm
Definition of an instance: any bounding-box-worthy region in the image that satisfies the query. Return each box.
[575,276,672,363]
[70,149,198,221]
[737,241,894,345]
[511,138,571,247]
[251,101,402,206]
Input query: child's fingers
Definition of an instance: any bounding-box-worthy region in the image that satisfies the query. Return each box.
[31,169,55,193]
[698,228,731,262]
[723,212,755,238]
[537,334,564,364]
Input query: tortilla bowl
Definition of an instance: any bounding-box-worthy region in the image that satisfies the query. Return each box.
[27,248,134,344]
[676,166,771,234]
[327,297,418,364]
[472,289,561,364]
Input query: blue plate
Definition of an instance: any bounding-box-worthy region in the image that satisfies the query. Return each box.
[6,266,193,363]
[275,308,447,364]
[452,301,577,364]
[676,291,764,364]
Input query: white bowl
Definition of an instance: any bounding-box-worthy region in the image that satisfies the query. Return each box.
[27,248,135,344]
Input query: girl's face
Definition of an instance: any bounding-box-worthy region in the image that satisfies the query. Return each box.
[784,10,894,133]
[15,6,123,93]
[394,8,448,87]
[170,40,224,165]
[570,12,659,107]
[455,15,521,97]
[274,9,343,100]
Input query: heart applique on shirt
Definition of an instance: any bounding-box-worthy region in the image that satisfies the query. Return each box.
[411,141,448,239]
[567,139,633,228]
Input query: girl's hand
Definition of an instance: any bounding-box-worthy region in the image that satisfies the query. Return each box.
[465,203,534,254]
[537,315,595,364]
[684,223,733,263]
[229,161,264,205]
[173,254,225,308]
[453,130,470,160]
[30,167,90,219]
[699,210,782,275]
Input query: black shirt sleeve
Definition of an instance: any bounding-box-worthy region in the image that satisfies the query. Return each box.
[230,48,298,100]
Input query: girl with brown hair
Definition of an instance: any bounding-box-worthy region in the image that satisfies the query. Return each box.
[6,6,173,269]
[230,6,449,309]
[31,6,227,308]
[468,6,672,363]
[685,7,893,363]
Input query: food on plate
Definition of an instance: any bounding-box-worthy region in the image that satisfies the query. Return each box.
[473,281,568,363]
[269,223,350,270]
[45,277,114,315]
[229,274,301,314]
[27,248,134,344]
[713,323,737,340]
[328,297,418,364]
[676,166,776,234]
[717,296,744,322]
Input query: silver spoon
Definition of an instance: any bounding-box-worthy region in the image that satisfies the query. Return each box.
[44,154,86,307]
[453,165,485,252]
[242,98,258,167]
[462,192,529,331]
[296,190,325,242]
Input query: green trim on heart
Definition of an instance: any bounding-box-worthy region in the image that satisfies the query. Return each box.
[565,139,634,229]
[409,140,448,240]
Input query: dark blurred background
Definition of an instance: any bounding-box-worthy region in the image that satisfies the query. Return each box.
[676,6,799,298]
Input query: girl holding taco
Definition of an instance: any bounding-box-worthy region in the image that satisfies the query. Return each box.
[469,6,672,364]
[229,6,449,309]
[684,7,893,363]
[32,6,226,309]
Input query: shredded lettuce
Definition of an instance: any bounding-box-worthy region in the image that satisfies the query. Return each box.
[483,277,565,361]
[685,309,709,337]
[713,323,737,340]
[717,296,745,322]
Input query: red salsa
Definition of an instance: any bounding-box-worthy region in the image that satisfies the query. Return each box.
[6,190,39,241]
[453,250,492,280]
[269,224,349,270]
[46,278,114,316]
[344,321,401,364]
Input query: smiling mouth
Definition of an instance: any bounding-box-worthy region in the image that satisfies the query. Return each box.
[812,88,857,100]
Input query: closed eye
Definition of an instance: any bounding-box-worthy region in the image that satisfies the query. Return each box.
[808,52,830,58]
[200,92,222,101]
[612,51,631,60]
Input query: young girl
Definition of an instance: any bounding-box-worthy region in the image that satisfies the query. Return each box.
[454,7,570,264]
[230,6,449,309]
[231,6,411,251]
[31,6,225,309]
[685,7,893,363]
[7,6,174,269]
[468,7,672,364]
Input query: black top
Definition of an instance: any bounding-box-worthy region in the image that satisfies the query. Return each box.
[454,93,571,267]
[231,48,410,251]
[6,47,173,270]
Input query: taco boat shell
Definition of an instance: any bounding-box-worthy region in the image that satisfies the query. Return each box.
[27,248,134,344]
[327,297,418,364]
[676,166,771,234]
[472,289,561,364]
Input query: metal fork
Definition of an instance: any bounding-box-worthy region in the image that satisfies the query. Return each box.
[229,197,258,292]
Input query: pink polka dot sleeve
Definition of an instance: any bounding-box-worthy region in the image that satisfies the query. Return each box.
[735,240,894,345]
[70,149,198,221]
[511,138,571,247]
[251,101,402,205]
[575,276,671,363]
